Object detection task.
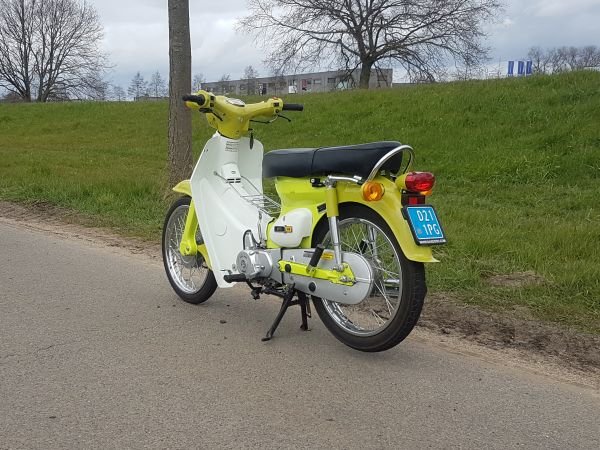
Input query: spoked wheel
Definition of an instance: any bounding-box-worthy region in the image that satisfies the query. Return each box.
[312,204,426,352]
[162,196,217,304]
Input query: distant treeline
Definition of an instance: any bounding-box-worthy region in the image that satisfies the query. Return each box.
[528,45,600,74]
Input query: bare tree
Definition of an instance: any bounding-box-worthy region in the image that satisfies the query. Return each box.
[128,72,147,99]
[579,45,600,69]
[527,46,551,74]
[526,45,600,74]
[559,46,580,71]
[453,58,485,81]
[192,73,205,91]
[111,85,126,101]
[0,0,35,100]
[559,45,600,71]
[149,70,167,97]
[0,0,108,102]
[243,65,259,95]
[168,0,193,187]
[546,48,565,73]
[239,0,500,88]
[88,77,109,101]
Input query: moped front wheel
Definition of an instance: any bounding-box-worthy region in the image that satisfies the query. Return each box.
[162,196,217,304]
[312,204,426,352]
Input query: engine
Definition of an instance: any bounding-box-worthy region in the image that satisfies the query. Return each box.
[235,249,276,280]
[232,231,373,306]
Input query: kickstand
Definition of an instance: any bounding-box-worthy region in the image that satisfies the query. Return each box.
[262,289,311,342]
[298,291,311,331]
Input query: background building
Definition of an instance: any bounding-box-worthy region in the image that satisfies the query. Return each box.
[202,69,393,95]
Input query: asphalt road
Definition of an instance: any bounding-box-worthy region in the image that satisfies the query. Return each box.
[1,221,599,449]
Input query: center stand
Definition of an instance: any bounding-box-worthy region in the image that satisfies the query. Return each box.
[253,285,311,341]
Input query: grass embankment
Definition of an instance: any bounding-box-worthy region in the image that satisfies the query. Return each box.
[1,72,599,333]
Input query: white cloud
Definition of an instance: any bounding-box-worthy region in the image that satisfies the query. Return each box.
[501,17,515,28]
[487,0,600,61]
[93,0,600,87]
[489,16,515,32]
[527,0,600,18]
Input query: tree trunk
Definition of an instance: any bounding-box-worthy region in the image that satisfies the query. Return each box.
[167,0,194,188]
[358,61,373,89]
[21,88,32,102]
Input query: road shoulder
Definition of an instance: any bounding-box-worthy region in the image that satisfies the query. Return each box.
[1,200,598,389]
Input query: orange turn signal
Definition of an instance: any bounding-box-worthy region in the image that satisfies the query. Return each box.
[362,181,385,201]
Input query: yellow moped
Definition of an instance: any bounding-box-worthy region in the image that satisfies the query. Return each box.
[162,91,445,351]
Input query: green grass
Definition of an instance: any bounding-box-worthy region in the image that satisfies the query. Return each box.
[1,71,599,333]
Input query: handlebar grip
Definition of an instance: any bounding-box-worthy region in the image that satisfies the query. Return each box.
[182,94,206,105]
[282,103,304,111]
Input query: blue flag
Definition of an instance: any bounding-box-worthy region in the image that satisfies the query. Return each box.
[508,61,515,76]
[517,60,525,76]
[526,60,533,75]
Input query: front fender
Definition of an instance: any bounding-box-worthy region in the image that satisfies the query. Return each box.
[337,178,438,263]
[172,180,192,197]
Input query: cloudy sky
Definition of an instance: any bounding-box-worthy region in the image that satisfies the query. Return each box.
[96,0,600,88]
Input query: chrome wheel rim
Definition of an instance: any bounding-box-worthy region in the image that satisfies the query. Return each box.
[164,204,210,294]
[320,218,403,337]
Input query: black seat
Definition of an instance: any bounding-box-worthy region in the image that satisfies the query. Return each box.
[263,141,402,180]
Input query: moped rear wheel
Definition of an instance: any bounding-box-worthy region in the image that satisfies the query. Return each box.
[162,196,217,304]
[312,204,426,352]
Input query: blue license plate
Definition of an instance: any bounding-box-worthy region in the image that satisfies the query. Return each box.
[404,205,446,245]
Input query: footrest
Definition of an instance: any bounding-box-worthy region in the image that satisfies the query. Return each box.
[223,273,247,283]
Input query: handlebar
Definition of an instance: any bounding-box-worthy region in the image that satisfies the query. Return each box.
[282,103,303,111]
[181,90,303,138]
[183,94,302,113]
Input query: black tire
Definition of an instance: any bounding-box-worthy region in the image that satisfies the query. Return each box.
[311,204,426,352]
[162,196,217,304]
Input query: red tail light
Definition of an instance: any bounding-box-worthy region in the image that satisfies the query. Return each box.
[404,172,435,192]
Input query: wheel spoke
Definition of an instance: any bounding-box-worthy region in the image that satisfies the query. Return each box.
[321,216,403,337]
[373,280,395,317]
[371,310,386,326]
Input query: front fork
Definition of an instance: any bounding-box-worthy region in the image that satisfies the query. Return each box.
[178,199,211,267]
[179,200,198,256]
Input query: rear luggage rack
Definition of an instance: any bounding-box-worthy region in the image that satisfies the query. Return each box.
[366,145,415,181]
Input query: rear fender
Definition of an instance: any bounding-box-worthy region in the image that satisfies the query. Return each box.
[336,178,437,263]
[272,177,437,263]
